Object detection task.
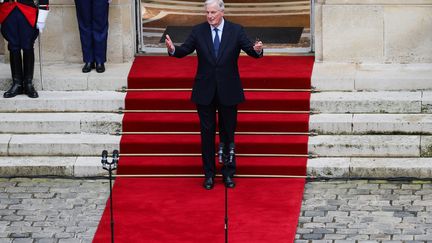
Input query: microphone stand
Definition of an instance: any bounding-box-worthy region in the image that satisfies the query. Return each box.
[101,150,119,243]
[224,143,235,243]
[225,184,228,243]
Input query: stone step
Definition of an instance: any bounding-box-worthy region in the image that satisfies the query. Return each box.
[0,91,125,112]
[0,63,131,91]
[423,91,432,113]
[0,156,105,177]
[311,91,428,113]
[2,113,432,135]
[310,114,432,135]
[309,135,430,157]
[0,134,120,156]
[308,157,432,179]
[1,91,430,114]
[1,156,431,179]
[0,134,430,157]
[0,113,122,134]
[2,62,431,92]
[312,63,432,91]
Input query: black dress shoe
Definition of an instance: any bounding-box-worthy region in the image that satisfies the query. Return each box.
[3,83,23,98]
[224,176,235,188]
[203,177,214,190]
[96,63,105,73]
[23,82,39,98]
[82,62,95,73]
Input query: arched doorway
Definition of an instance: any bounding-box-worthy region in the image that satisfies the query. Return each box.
[135,0,314,54]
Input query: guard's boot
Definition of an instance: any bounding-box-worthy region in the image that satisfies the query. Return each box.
[23,49,38,98]
[3,51,24,98]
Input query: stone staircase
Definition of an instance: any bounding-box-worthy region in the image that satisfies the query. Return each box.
[0,62,129,177]
[0,61,431,178]
[308,62,432,179]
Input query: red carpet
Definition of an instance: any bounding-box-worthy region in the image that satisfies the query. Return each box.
[93,178,305,243]
[125,91,310,111]
[128,56,312,89]
[93,56,314,242]
[123,113,310,132]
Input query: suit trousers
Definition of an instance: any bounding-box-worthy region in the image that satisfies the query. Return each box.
[74,0,109,64]
[196,96,237,179]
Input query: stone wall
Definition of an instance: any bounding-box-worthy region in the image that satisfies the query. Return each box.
[314,0,432,64]
[1,0,134,63]
[3,0,431,65]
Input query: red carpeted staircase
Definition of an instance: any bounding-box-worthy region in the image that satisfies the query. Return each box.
[93,55,315,243]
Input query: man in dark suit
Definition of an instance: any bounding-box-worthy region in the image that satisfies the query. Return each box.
[74,0,109,73]
[165,0,263,190]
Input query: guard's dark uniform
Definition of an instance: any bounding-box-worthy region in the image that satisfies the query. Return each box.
[74,0,109,72]
[0,0,49,98]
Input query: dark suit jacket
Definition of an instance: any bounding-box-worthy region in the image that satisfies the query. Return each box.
[172,20,263,106]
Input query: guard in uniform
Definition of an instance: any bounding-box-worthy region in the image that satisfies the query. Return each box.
[0,0,49,98]
[74,0,110,73]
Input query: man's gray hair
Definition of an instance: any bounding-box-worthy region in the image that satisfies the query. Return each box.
[204,0,225,11]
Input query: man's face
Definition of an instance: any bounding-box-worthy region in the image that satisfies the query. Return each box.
[206,3,224,27]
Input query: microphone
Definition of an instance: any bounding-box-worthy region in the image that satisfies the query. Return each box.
[112,149,119,164]
[228,143,235,164]
[218,143,225,164]
[101,150,108,165]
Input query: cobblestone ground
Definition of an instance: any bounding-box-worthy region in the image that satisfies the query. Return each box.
[0,178,109,243]
[1,178,431,242]
[296,179,432,243]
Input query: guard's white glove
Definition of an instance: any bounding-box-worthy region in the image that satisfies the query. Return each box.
[108,0,112,3]
[0,0,4,3]
[36,9,50,33]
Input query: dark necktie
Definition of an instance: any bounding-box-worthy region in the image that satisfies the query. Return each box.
[213,28,220,58]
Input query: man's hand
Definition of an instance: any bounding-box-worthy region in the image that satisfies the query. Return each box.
[165,35,175,54]
[253,40,263,53]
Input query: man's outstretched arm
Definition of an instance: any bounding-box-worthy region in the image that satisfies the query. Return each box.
[238,27,263,58]
[165,31,196,58]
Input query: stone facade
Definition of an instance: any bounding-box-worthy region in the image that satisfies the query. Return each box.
[1,0,134,63]
[2,0,431,65]
[314,0,432,64]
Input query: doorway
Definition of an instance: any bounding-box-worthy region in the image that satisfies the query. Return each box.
[136,0,313,54]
